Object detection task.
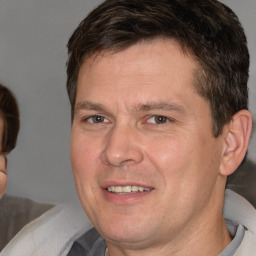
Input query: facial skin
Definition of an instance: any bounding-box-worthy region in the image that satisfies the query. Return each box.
[71,39,233,256]
[0,118,7,198]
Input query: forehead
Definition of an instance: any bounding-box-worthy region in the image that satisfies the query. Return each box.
[77,39,200,100]
[82,39,197,70]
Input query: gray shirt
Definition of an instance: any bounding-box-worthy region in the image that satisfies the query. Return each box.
[219,221,245,256]
[0,194,53,251]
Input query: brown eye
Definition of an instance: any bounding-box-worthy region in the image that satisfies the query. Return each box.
[86,115,107,123]
[148,115,169,124]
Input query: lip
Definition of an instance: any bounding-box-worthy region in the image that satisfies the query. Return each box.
[101,180,154,205]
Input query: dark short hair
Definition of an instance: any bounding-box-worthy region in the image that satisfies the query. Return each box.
[0,84,20,153]
[66,0,249,137]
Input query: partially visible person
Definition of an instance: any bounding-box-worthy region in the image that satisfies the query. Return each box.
[0,83,53,250]
[0,84,91,256]
[0,83,19,198]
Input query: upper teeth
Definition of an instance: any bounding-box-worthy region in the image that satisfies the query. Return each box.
[107,186,150,193]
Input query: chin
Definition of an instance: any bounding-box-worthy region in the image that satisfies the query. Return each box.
[96,215,156,245]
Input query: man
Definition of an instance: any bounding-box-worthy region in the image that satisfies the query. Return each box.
[66,0,255,255]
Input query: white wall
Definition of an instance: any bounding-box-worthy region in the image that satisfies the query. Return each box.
[0,0,255,204]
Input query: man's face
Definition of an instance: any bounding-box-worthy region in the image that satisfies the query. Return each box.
[71,39,226,248]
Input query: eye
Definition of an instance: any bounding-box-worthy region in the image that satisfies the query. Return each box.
[147,115,170,124]
[85,115,109,123]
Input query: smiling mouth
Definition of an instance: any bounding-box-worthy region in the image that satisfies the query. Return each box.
[107,185,151,194]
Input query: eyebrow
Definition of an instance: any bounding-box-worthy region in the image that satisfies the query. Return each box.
[133,102,187,115]
[74,101,107,114]
[75,100,187,115]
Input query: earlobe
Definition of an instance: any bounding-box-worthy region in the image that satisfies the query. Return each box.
[219,110,252,177]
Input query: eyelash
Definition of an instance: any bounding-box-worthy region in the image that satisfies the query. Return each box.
[147,115,172,124]
[83,115,109,124]
[82,114,173,125]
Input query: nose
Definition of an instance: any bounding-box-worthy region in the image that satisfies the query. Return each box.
[100,125,143,167]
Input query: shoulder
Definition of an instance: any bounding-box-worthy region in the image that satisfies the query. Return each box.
[0,194,53,251]
[224,190,256,256]
[0,202,92,256]
[224,189,256,233]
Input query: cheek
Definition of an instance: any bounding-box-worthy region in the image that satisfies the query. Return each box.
[70,132,103,183]
[144,135,194,199]
[146,134,190,171]
[0,173,7,198]
[0,156,7,198]
[70,135,101,213]
[146,131,219,193]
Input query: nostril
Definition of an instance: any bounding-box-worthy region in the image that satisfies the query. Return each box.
[100,147,143,167]
[102,159,110,166]
[120,159,136,166]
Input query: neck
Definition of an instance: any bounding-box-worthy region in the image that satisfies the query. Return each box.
[106,217,231,256]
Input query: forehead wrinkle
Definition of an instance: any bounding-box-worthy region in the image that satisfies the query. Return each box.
[75,100,188,117]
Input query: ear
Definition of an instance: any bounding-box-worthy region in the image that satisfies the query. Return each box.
[219,110,252,177]
[0,155,7,198]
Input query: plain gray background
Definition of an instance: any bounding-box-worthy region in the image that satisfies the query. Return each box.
[0,0,255,205]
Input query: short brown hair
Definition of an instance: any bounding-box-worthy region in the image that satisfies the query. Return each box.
[0,84,20,153]
[66,0,249,137]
